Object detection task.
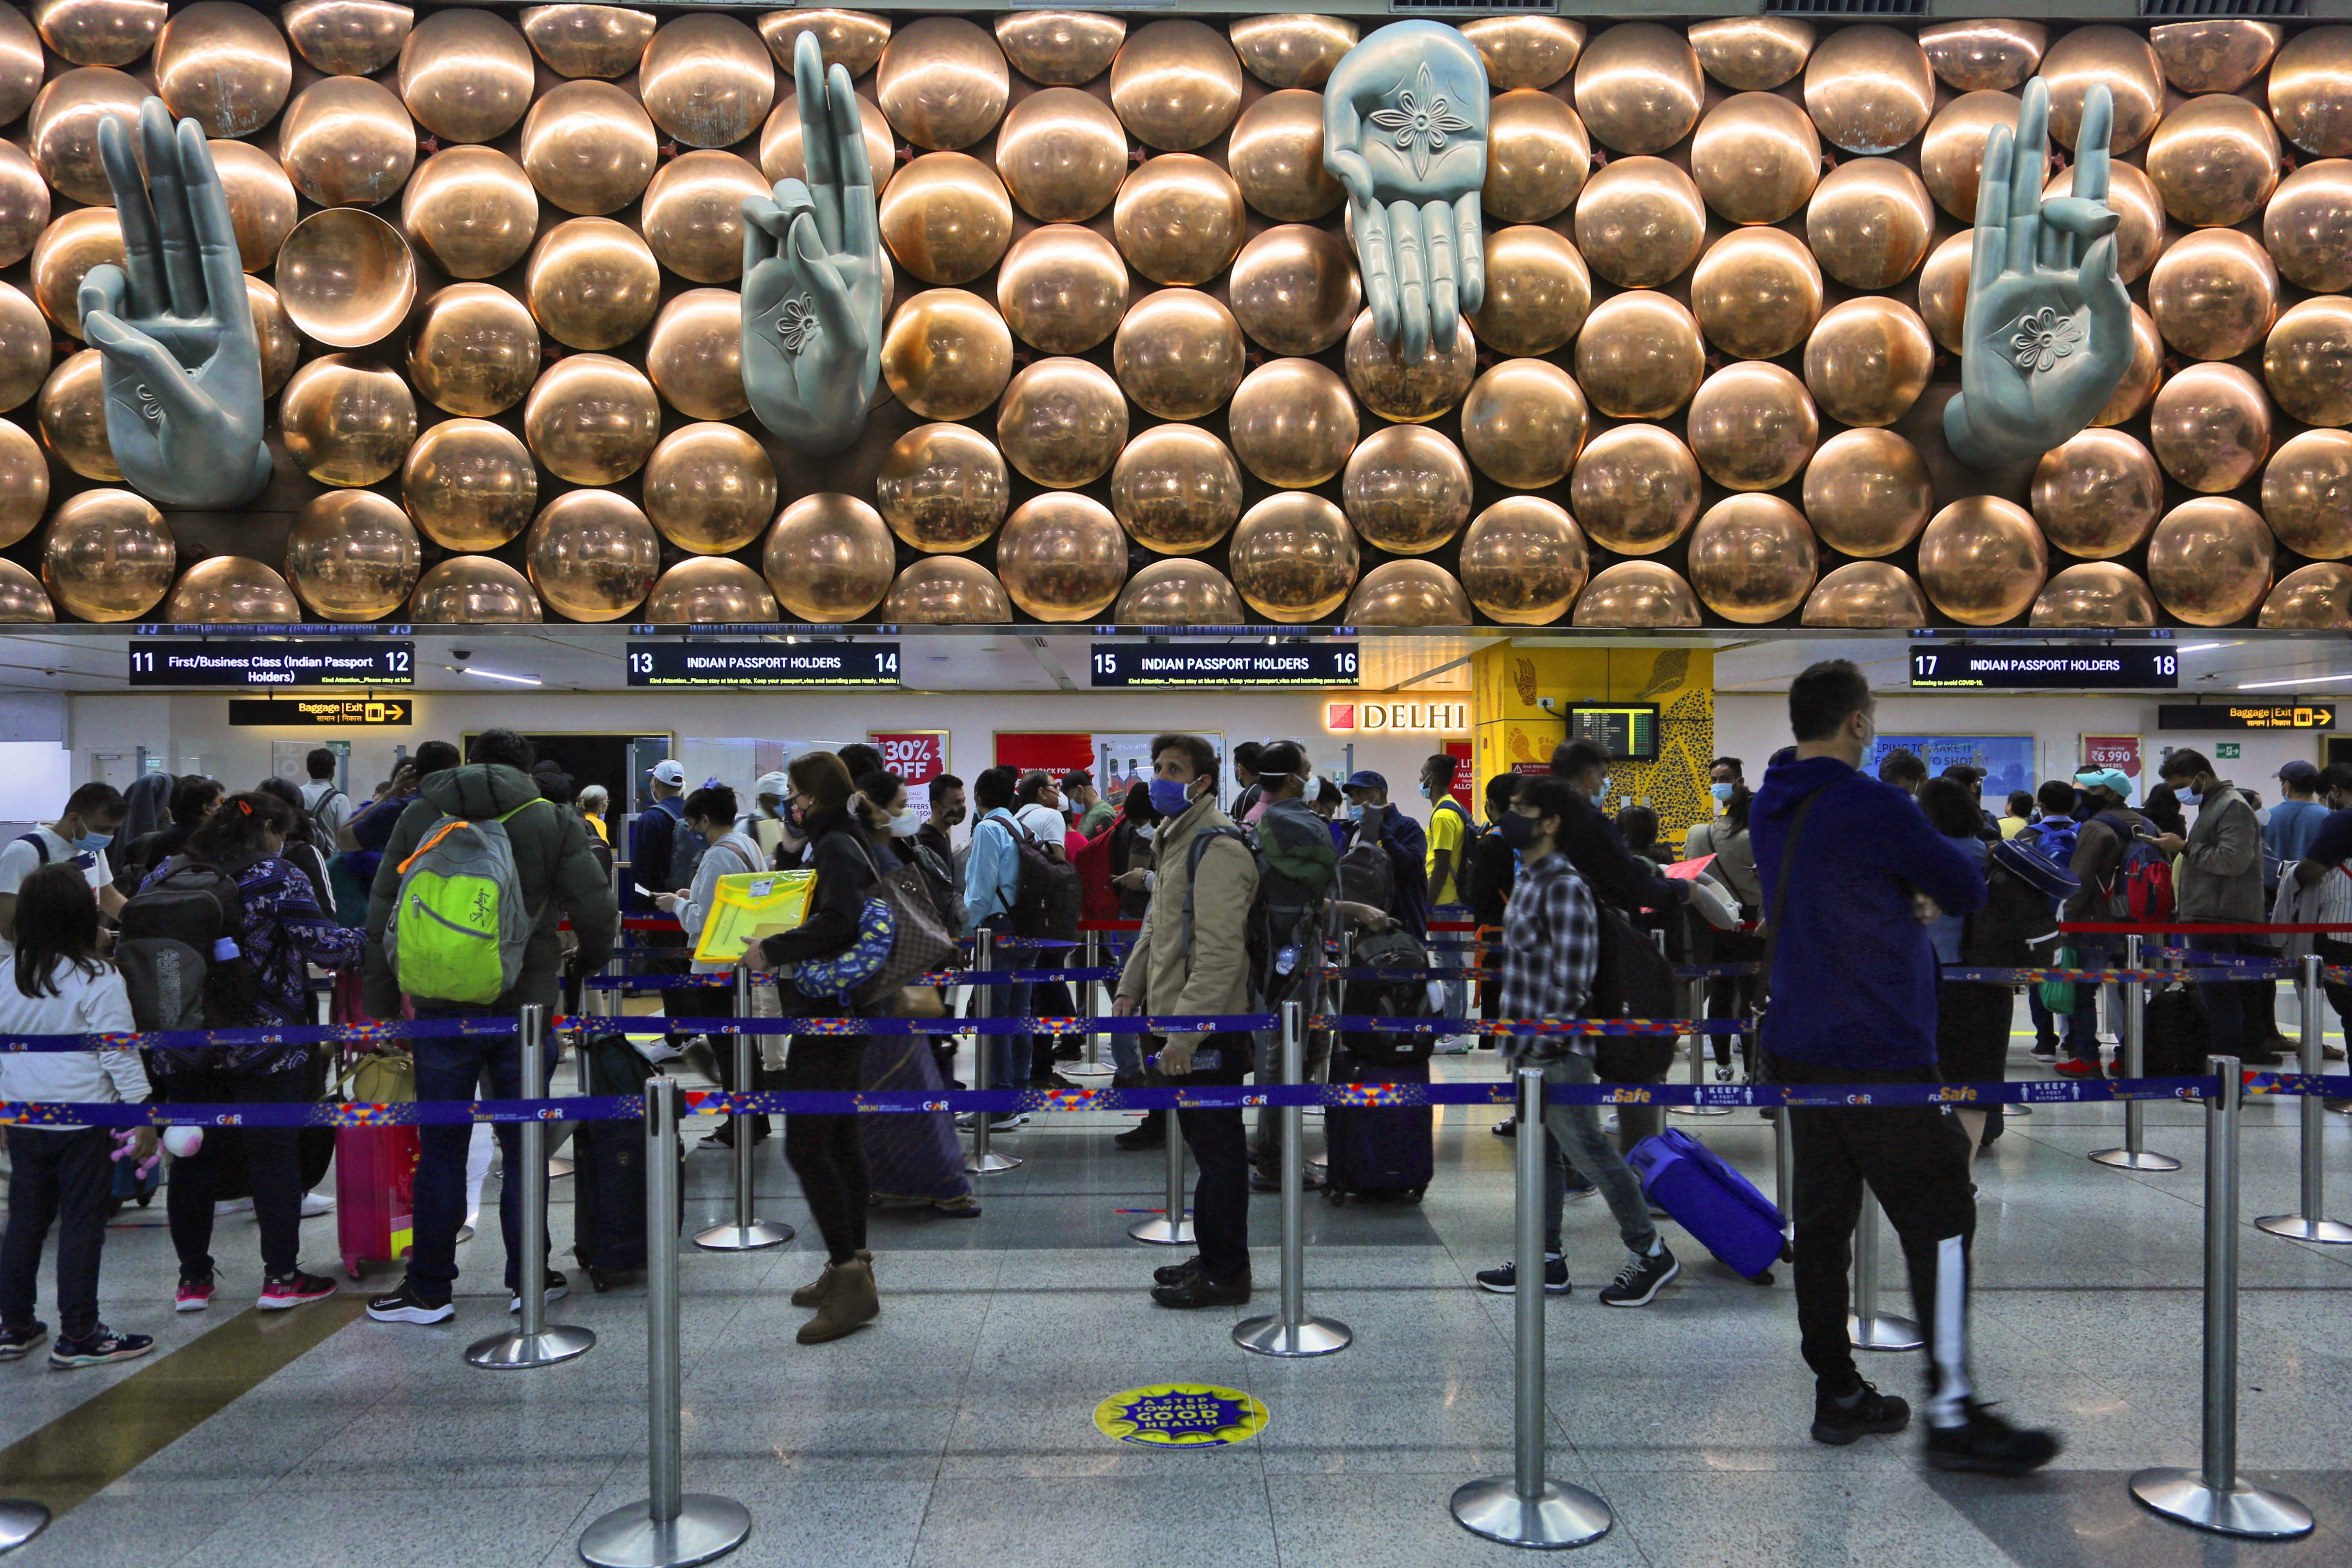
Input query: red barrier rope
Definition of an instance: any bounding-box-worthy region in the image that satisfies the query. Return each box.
[2060,921,2352,935]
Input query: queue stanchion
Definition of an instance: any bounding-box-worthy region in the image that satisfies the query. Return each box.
[1452,1065,1613,1549]
[967,930,1020,1175]
[1846,1186,1922,1352]
[1236,1000,1352,1357]
[2093,934,2180,1172]
[2256,953,2352,1243]
[580,1078,753,1568]
[467,1004,596,1370]
[694,967,792,1252]
[1773,1093,1794,1219]
[1129,1080,1195,1245]
[0,1501,48,1552]
[1066,930,1112,1080]
[2129,1055,2315,1539]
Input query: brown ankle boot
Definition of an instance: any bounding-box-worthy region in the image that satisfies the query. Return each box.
[789,1261,836,1308]
[797,1253,878,1343]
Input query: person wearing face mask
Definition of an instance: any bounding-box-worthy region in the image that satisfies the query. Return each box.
[744,771,794,861]
[1684,777,1764,1078]
[961,766,1033,1125]
[1708,756,1744,812]
[1340,771,1431,940]
[658,785,772,1149]
[1419,753,1476,1051]
[2288,764,2352,1083]
[0,782,129,941]
[2055,768,2149,1077]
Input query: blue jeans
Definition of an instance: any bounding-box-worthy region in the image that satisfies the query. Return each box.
[977,919,1033,1091]
[1538,1054,1657,1256]
[1433,905,1471,1031]
[406,1011,559,1306]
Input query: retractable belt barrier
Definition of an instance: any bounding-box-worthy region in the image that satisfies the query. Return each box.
[581,968,1123,990]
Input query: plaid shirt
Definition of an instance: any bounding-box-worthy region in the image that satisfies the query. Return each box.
[1494,851,1599,1059]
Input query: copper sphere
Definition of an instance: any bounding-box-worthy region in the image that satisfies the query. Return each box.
[522,352,659,485]
[1571,424,1701,555]
[2042,26,2164,152]
[1109,20,1241,152]
[1803,24,1934,156]
[2150,229,2277,362]
[2264,297,2352,427]
[401,418,538,552]
[1110,424,1243,555]
[155,3,291,137]
[757,10,890,79]
[276,207,416,349]
[0,143,50,271]
[409,557,543,624]
[2094,306,2167,428]
[1112,288,1244,419]
[1688,495,1817,624]
[2029,430,2164,560]
[1688,17,1814,91]
[1573,156,1705,289]
[1229,14,1356,91]
[1802,428,1933,559]
[395,7,532,145]
[1573,23,1702,156]
[2151,363,2273,493]
[160,557,299,624]
[640,150,766,285]
[1915,230,1972,353]
[1342,425,1474,555]
[2148,94,2281,229]
[880,556,1013,624]
[2271,25,2352,158]
[282,1,411,78]
[0,282,51,415]
[639,14,772,150]
[1460,358,1587,490]
[1485,89,1591,225]
[996,356,1128,488]
[1574,291,1704,419]
[33,0,162,68]
[996,87,1130,225]
[643,423,778,554]
[1692,92,1820,225]
[2262,430,2352,559]
[399,146,537,280]
[996,12,1124,86]
[1113,559,1243,625]
[1920,20,2043,91]
[1113,153,1245,286]
[1803,298,1934,428]
[1920,91,2020,222]
[1470,225,1590,356]
[880,152,1014,286]
[284,490,419,622]
[408,283,540,417]
[521,80,659,216]
[525,491,658,623]
[2266,160,2352,293]
[1228,492,1359,622]
[37,350,117,480]
[1228,223,1359,355]
[1228,358,1358,488]
[2043,160,2167,284]
[2149,498,2273,626]
[1802,561,1928,628]
[644,288,747,421]
[0,560,54,623]
[0,6,43,124]
[997,492,1128,621]
[876,16,1008,152]
[1345,307,1475,423]
[247,276,298,397]
[1803,158,1932,292]
[198,139,295,275]
[2149,20,2277,93]
[29,66,146,206]
[1459,497,1588,625]
[877,423,1010,553]
[1463,16,1584,91]
[1345,561,1472,627]
[279,354,416,487]
[522,5,657,80]
[764,493,897,621]
[526,216,660,351]
[0,419,48,546]
[2026,563,2156,628]
[41,488,174,622]
[1572,561,1701,628]
[761,87,896,197]
[276,75,416,209]
[644,558,779,625]
[998,224,1129,354]
[881,288,1014,420]
[1229,89,1342,223]
[2262,563,2352,628]
[1917,497,2048,626]
[1687,364,1818,493]
[1691,228,1823,361]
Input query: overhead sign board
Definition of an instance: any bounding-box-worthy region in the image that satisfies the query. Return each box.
[2158,703,2336,731]
[1090,642,1358,687]
[128,640,413,687]
[228,698,412,726]
[1909,646,2179,689]
[624,641,901,687]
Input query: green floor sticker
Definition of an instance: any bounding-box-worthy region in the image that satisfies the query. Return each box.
[1093,1384,1269,1448]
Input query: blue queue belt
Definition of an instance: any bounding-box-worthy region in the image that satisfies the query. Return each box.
[581,968,1123,990]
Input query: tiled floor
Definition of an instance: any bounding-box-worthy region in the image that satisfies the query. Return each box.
[4,1013,2350,1568]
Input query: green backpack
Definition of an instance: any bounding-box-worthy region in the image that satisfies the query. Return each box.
[385,798,545,1005]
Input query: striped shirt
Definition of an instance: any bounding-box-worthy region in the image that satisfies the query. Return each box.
[1494,851,1599,1059]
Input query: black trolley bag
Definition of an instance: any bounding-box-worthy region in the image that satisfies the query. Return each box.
[1323,927,1437,1204]
[570,1032,684,1288]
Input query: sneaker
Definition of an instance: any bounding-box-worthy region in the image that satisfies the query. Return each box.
[0,1321,46,1361]
[2052,1056,2100,1078]
[933,1194,982,1218]
[1811,1380,1911,1446]
[1491,1116,1517,1138]
[2029,1039,2060,1063]
[1922,1400,2062,1475]
[508,1269,570,1314]
[174,1276,215,1313]
[366,1281,455,1325]
[258,1271,337,1311]
[49,1325,152,1368]
[637,1039,686,1065]
[1598,1245,1681,1307]
[1475,1255,1571,1295]
[1249,1166,1328,1193]
[954,1112,1025,1133]
[1563,1170,1597,1200]
[212,1197,254,1218]
[300,1192,335,1218]
[456,1223,477,1245]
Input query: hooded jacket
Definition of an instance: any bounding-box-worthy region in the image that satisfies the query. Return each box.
[2173,782,2262,923]
[1116,790,1258,1050]
[2063,804,2147,923]
[1750,755,1989,1070]
[363,762,617,1015]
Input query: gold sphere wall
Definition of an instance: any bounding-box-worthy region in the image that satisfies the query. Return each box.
[3,9,2348,629]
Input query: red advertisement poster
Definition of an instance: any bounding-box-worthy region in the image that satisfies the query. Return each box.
[872,731,948,785]
[2081,734,2143,803]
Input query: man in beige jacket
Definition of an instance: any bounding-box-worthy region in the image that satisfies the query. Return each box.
[1115,732,1261,1308]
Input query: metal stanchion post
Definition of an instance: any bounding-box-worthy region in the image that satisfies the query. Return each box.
[1452,1066,1613,1548]
[1067,930,1111,1080]
[0,1501,48,1552]
[467,1004,596,1370]
[1237,1001,1352,1356]
[967,929,1020,1175]
[2257,953,2352,1243]
[1773,1101,1794,1220]
[2130,1056,2314,1539]
[1129,1099,1194,1245]
[2094,934,2180,1172]
[1672,955,1730,1117]
[1847,1186,1922,1352]
[581,1078,753,1568]
[694,968,792,1251]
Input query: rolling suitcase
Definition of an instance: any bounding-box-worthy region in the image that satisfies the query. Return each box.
[1321,1044,1434,1204]
[2140,982,2212,1077]
[330,978,419,1279]
[572,1033,682,1289]
[1626,1127,1788,1279]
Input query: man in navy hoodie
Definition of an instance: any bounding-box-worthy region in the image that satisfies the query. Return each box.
[1751,660,2060,1474]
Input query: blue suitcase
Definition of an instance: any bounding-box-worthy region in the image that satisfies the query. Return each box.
[1321,1046,1434,1204]
[1626,1128,1787,1278]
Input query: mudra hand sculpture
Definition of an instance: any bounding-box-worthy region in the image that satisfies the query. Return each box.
[1944,79,2132,469]
[78,99,272,510]
[1322,21,1488,365]
[741,31,886,457]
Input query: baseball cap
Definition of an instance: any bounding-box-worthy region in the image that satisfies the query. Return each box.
[2278,759,2321,787]
[1343,769,1388,793]
[753,770,789,799]
[1060,768,1093,790]
[647,758,686,786]
[2074,767,2130,796]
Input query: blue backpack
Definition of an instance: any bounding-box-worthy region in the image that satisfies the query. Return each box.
[2030,817,2080,869]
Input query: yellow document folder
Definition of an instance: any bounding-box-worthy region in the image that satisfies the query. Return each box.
[693,870,816,965]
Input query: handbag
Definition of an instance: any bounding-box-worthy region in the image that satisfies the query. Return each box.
[2037,945,2078,1015]
[791,837,958,1011]
[333,1047,415,1104]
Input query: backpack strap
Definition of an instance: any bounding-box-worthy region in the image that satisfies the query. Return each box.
[1762,788,1825,953]
[1182,825,1251,957]
[14,831,47,866]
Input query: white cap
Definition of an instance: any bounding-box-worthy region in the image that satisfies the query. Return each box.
[753,771,789,799]
[647,759,686,786]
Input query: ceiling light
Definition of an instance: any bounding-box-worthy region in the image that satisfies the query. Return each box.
[2175,642,2228,653]
[2236,673,2352,690]
[460,666,541,686]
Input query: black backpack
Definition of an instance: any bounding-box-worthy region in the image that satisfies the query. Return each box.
[1962,859,2058,968]
[115,854,258,1036]
[2142,981,2214,1076]
[1183,823,1328,1013]
[1336,833,1395,913]
[1004,820,1082,941]
[1589,900,1675,1082]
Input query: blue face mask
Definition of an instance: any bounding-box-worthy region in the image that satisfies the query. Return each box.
[1147,777,1194,818]
[79,830,113,853]
[1711,782,1735,803]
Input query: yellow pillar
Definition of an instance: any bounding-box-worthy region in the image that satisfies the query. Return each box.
[1470,644,1717,841]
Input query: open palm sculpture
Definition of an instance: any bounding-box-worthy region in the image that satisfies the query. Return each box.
[78,99,271,510]
[1944,79,2132,469]
[1322,22,1488,365]
[741,31,886,457]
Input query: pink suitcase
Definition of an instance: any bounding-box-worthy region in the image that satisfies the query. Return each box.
[331,973,420,1280]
